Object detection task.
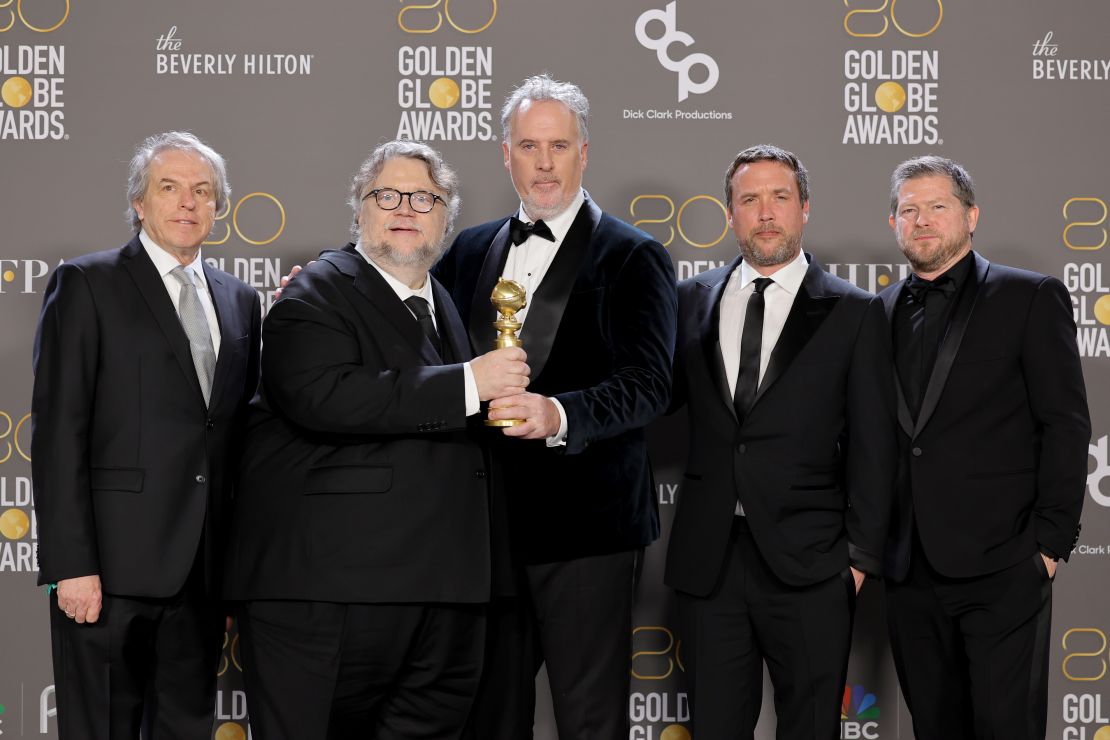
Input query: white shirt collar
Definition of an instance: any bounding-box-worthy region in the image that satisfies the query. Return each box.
[737,248,809,295]
[138,229,208,287]
[354,242,434,305]
[516,188,586,242]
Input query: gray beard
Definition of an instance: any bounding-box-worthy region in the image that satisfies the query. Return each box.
[362,236,447,272]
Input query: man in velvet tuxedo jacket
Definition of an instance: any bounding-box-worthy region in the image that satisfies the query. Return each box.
[224,141,529,739]
[433,74,677,739]
[880,156,1090,739]
[663,145,897,739]
[32,132,262,738]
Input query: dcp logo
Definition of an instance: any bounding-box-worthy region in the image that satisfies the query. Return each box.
[1089,435,1110,507]
[635,1,719,102]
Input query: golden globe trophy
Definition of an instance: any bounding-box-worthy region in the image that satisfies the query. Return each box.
[484,277,527,427]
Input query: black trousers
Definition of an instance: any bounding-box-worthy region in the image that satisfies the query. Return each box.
[48,560,223,740]
[465,549,637,740]
[679,517,855,740]
[885,540,1053,740]
[238,600,484,740]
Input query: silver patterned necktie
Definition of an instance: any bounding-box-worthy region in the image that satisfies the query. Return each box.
[170,265,216,406]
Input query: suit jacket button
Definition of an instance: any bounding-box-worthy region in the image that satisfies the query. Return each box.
[475,470,487,479]
[195,474,207,484]
[206,418,214,430]
[912,447,922,457]
[737,444,747,453]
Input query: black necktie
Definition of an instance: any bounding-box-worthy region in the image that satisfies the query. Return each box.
[508,216,555,246]
[403,296,442,356]
[733,277,773,423]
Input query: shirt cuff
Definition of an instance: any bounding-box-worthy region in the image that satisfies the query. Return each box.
[463,362,479,416]
[546,397,568,447]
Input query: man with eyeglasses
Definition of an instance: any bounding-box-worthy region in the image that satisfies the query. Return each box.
[224,140,530,739]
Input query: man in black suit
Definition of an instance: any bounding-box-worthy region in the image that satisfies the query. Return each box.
[664,144,896,739]
[32,131,262,738]
[224,140,529,739]
[880,155,1090,739]
[433,74,677,739]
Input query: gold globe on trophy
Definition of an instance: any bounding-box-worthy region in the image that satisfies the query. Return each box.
[485,277,527,427]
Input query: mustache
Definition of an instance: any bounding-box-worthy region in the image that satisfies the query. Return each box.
[912,230,940,239]
[749,224,783,237]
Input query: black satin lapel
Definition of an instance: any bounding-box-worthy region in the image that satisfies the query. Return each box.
[335,251,443,366]
[467,218,512,352]
[883,280,915,436]
[700,257,741,420]
[912,252,987,436]
[121,239,205,405]
[432,277,471,363]
[882,280,903,323]
[893,371,915,436]
[753,271,838,406]
[518,199,600,381]
[202,265,236,411]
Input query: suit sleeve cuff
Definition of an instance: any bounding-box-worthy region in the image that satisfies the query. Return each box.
[463,362,479,416]
[848,543,883,578]
[545,397,568,447]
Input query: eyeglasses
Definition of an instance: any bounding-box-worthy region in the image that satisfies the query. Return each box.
[362,188,444,214]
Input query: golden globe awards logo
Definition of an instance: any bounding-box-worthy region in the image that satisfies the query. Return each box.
[0,407,37,573]
[0,0,69,141]
[630,625,690,740]
[395,0,496,142]
[203,189,289,314]
[841,0,942,145]
[1062,197,1110,357]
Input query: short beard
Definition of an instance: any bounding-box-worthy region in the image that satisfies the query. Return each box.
[898,231,970,275]
[362,235,448,273]
[738,231,802,268]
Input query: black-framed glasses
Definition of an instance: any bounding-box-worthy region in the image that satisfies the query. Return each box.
[362,188,444,214]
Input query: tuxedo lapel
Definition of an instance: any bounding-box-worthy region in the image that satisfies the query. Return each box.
[519,198,600,381]
[699,256,741,420]
[912,251,987,437]
[467,218,512,352]
[883,280,916,437]
[326,247,443,366]
[121,237,206,406]
[752,256,838,408]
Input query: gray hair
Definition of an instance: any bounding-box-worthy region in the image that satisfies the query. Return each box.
[724,144,810,207]
[348,140,461,238]
[125,131,230,230]
[889,155,976,215]
[501,73,590,144]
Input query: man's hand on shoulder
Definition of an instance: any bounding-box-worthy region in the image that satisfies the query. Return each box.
[488,391,561,440]
[274,261,316,299]
[57,574,103,624]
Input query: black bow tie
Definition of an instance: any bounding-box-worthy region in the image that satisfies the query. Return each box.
[509,217,555,246]
[904,274,956,303]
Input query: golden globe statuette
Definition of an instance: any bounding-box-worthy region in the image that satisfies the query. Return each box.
[485,277,527,428]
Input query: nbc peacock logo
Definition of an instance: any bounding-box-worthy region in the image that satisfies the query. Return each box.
[841,685,880,739]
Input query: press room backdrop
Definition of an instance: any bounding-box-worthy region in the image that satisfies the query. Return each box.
[1,1,1108,737]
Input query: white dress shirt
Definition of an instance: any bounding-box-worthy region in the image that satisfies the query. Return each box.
[355,243,479,416]
[719,249,809,513]
[499,189,587,446]
[139,229,221,356]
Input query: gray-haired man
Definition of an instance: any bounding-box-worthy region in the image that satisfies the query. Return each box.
[32,131,262,738]
[225,140,529,738]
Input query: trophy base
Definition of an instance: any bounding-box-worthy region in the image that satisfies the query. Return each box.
[484,418,524,427]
